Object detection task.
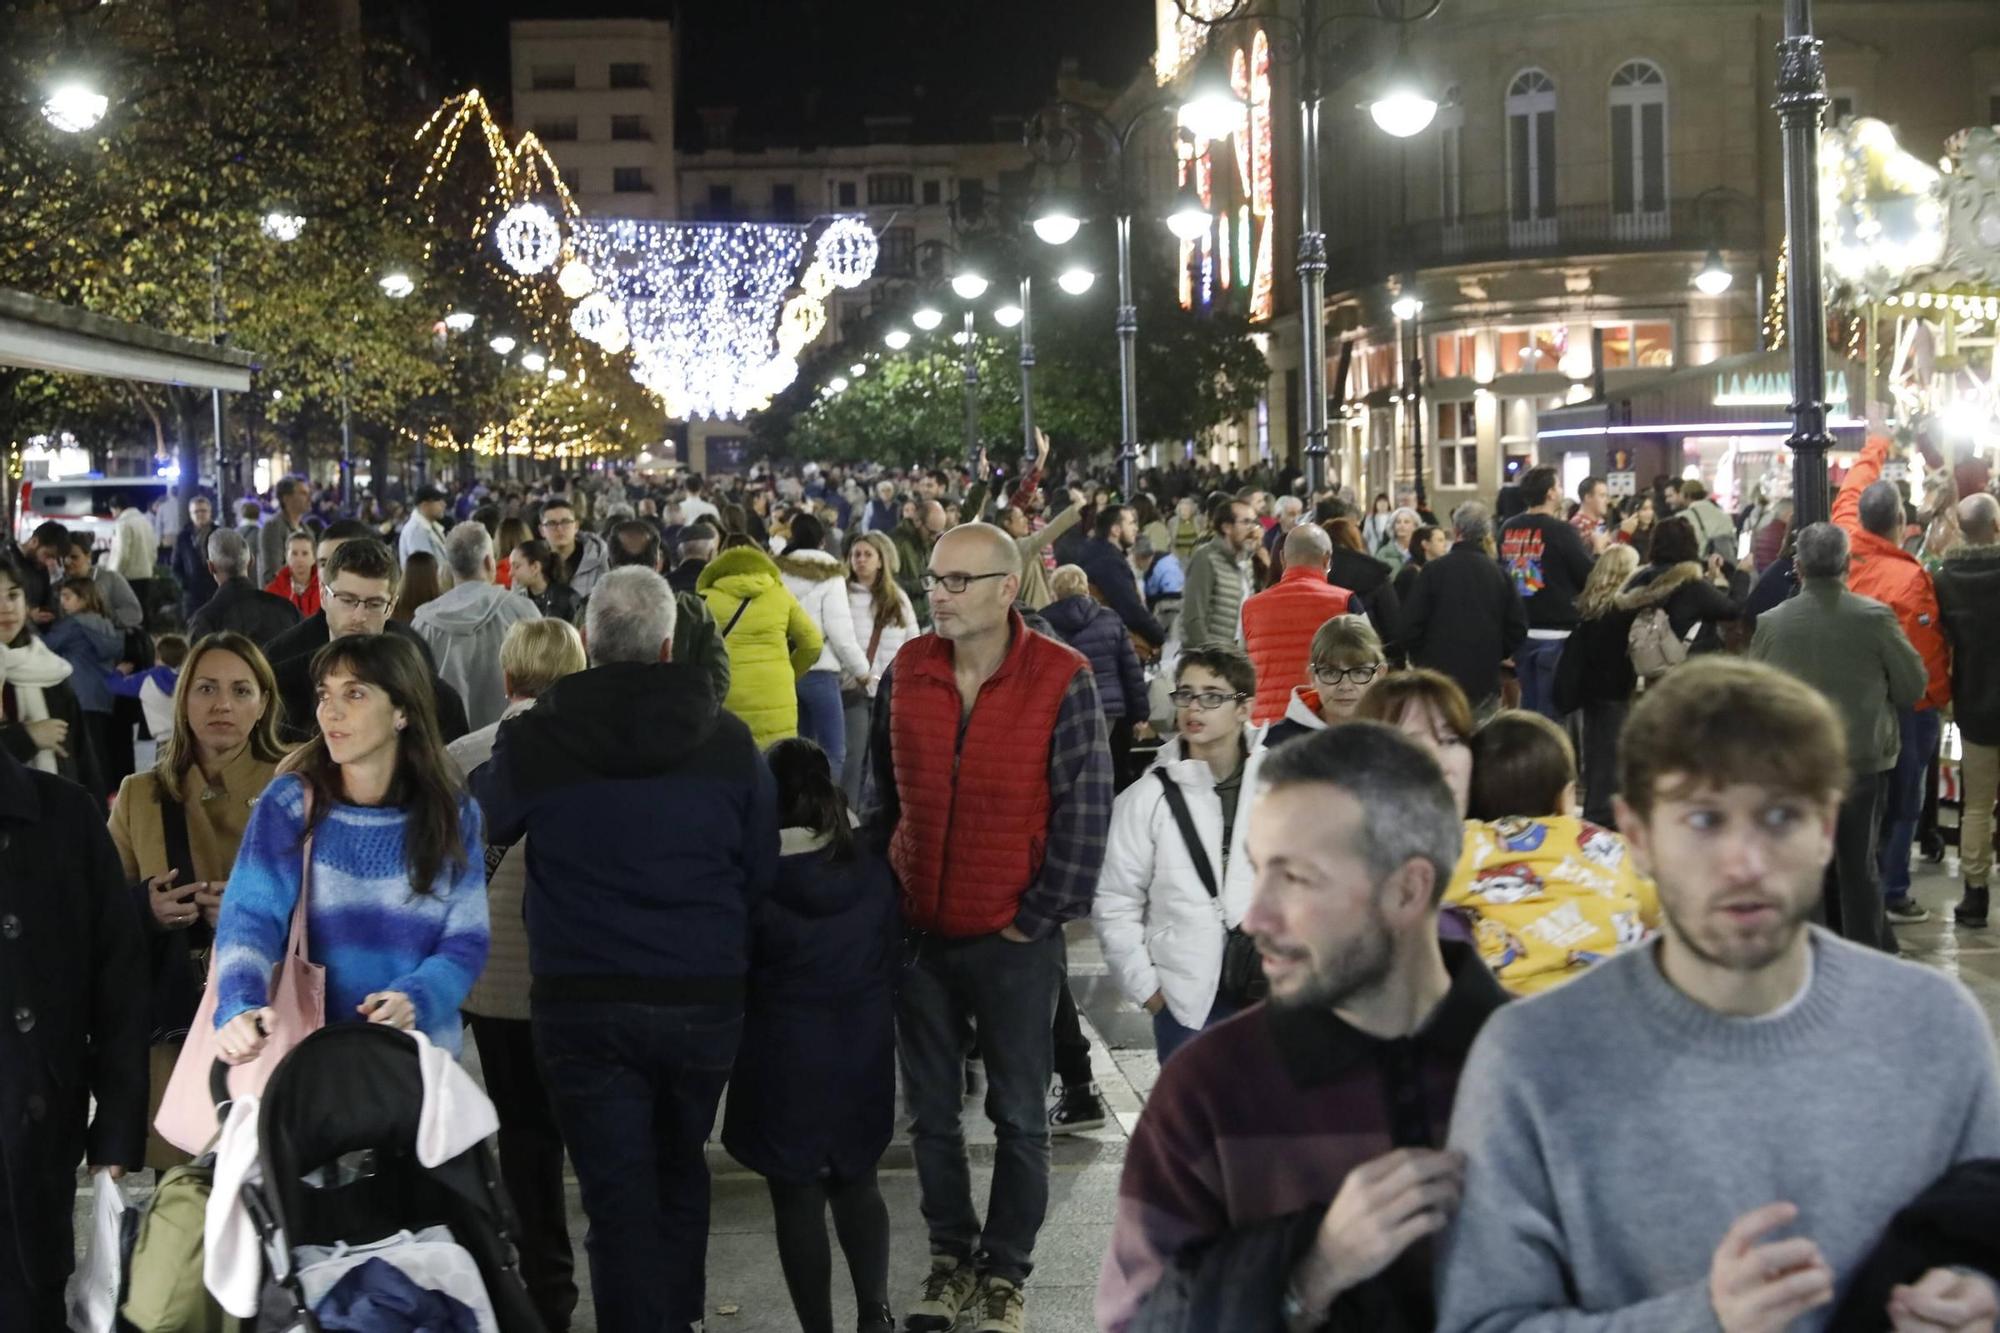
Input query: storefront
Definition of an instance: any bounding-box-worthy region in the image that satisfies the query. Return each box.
[1534,349,1867,510]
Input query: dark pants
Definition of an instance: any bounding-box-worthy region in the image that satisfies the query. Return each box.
[533,999,743,1333]
[1579,699,1628,827]
[1051,978,1094,1089]
[1109,715,1139,793]
[796,670,847,772]
[1826,771,1894,952]
[1879,706,1941,902]
[1514,636,1568,721]
[469,1013,578,1331]
[768,1168,891,1333]
[896,931,1064,1285]
[0,1158,66,1330]
[1152,996,1241,1065]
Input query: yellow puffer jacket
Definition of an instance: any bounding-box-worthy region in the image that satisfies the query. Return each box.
[698,545,825,747]
[1443,815,1661,994]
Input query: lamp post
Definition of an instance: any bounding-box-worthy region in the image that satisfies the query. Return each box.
[1774,0,1833,526]
[337,357,355,512]
[1175,0,1444,495]
[1392,291,1426,510]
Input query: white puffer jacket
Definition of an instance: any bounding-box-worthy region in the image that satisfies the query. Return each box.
[778,548,871,677]
[1092,730,1268,1029]
[846,580,917,697]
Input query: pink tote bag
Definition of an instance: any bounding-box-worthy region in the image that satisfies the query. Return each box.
[155,817,326,1156]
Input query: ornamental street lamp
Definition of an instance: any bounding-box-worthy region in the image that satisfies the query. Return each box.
[1693,250,1734,296]
[1772,0,1833,529]
[42,77,107,133]
[1177,0,1445,496]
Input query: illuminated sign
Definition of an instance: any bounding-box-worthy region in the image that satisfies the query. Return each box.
[1178,27,1273,322]
[1712,369,1850,408]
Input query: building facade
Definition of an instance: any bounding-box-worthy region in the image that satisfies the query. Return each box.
[508,19,679,219]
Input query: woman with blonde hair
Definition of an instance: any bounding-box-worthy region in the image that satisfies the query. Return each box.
[1265,616,1386,748]
[1553,542,1643,824]
[841,530,916,804]
[447,616,587,1329]
[107,630,289,1166]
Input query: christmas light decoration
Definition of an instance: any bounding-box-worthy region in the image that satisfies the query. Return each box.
[557,259,597,299]
[813,217,880,290]
[261,211,307,242]
[497,202,563,275]
[570,292,625,345]
[776,293,828,357]
[800,263,836,303]
[521,350,548,373]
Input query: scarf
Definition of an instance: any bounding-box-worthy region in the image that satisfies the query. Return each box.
[0,636,75,772]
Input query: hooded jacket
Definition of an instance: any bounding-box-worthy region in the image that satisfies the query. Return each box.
[1041,593,1147,721]
[42,610,121,713]
[554,529,611,601]
[1833,434,1951,711]
[413,580,543,731]
[1242,565,1356,723]
[698,545,825,746]
[1262,685,1332,750]
[1619,559,1741,646]
[1932,542,2000,745]
[1093,734,1269,1029]
[777,548,871,678]
[470,660,779,1002]
[1328,548,1404,661]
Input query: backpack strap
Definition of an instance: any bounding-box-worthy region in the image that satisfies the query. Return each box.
[156,784,194,887]
[1154,769,1220,899]
[721,599,752,637]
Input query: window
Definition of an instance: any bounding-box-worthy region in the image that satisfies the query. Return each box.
[1352,343,1396,395]
[1507,69,1558,222]
[835,180,858,208]
[706,184,734,214]
[610,115,648,141]
[771,183,797,219]
[867,173,914,206]
[1438,85,1465,223]
[878,226,915,276]
[958,178,987,220]
[1495,324,1567,374]
[1829,90,1857,126]
[1596,321,1675,369]
[1431,330,1479,380]
[1436,400,1478,488]
[612,167,650,193]
[529,64,574,91]
[533,118,577,142]
[608,62,649,89]
[922,179,942,206]
[1609,60,1667,217]
[1990,92,2000,126]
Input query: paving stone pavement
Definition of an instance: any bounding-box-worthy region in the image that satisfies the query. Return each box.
[82,861,2000,1332]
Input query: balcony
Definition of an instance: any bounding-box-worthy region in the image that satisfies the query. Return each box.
[1328,198,1760,292]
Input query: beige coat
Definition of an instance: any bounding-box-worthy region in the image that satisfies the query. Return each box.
[108,746,280,885]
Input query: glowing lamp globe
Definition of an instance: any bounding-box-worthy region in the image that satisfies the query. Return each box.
[1057,268,1096,295]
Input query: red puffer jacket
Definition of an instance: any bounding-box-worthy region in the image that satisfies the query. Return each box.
[1242,564,1355,723]
[887,611,1089,937]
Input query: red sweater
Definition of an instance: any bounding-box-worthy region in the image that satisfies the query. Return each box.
[887,612,1088,937]
[1241,564,1355,723]
[264,568,321,618]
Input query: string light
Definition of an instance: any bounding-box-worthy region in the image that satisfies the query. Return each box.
[496,202,563,275]
[489,335,517,356]
[570,291,625,345]
[813,217,880,290]
[557,258,597,299]
[444,310,476,332]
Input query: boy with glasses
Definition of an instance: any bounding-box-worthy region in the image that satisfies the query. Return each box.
[537,498,609,600]
[1266,617,1387,748]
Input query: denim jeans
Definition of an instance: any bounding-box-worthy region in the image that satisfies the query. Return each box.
[896,930,1064,1284]
[1826,771,1893,951]
[533,999,743,1333]
[796,670,847,772]
[1514,635,1569,722]
[1152,996,1241,1065]
[1879,707,1942,901]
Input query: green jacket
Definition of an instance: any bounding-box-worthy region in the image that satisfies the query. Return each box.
[1749,578,1927,775]
[891,519,933,625]
[1180,537,1252,649]
[673,590,731,708]
[697,546,824,747]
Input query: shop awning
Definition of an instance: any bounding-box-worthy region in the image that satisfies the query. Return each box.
[0,288,258,393]
[1536,349,1867,448]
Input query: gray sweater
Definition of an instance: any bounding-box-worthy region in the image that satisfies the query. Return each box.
[1437,928,2000,1332]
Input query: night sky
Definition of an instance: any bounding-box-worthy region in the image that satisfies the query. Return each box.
[422,0,1156,145]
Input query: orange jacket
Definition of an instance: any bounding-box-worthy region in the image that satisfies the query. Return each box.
[1833,434,1949,710]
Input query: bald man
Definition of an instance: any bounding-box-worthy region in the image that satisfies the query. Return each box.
[1935,491,2000,927]
[1239,522,1359,723]
[869,522,1113,1328]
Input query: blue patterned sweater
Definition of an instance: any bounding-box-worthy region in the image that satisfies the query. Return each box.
[213,773,489,1054]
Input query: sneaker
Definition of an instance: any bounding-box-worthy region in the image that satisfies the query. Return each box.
[1886,898,1932,924]
[1957,886,1989,929]
[1049,1081,1106,1135]
[969,1276,1026,1333]
[905,1257,979,1332]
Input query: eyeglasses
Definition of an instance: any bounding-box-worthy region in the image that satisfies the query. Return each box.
[1169,688,1249,711]
[541,517,577,530]
[328,591,392,615]
[1309,663,1382,686]
[920,571,1010,594]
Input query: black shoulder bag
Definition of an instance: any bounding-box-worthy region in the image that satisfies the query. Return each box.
[1153,770,1268,1006]
[152,786,209,1043]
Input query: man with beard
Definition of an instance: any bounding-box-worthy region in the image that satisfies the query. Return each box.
[1097,723,1508,1332]
[1438,658,2000,1333]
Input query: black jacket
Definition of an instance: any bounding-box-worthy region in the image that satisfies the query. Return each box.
[667,558,708,598]
[187,576,301,648]
[1328,549,1403,662]
[1041,594,1147,721]
[1078,536,1168,647]
[0,660,103,797]
[1934,544,2000,746]
[171,522,220,618]
[1400,542,1528,707]
[267,613,469,744]
[526,581,580,625]
[0,749,148,1288]
[471,660,779,1000]
[1621,560,1741,649]
[1830,1159,2000,1332]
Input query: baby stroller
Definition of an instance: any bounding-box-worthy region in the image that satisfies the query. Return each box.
[210,1024,547,1331]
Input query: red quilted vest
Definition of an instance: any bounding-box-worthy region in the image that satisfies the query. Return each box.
[1243,565,1355,723]
[888,610,1087,937]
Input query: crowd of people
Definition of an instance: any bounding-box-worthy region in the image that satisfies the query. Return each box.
[2,427,1998,1333]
